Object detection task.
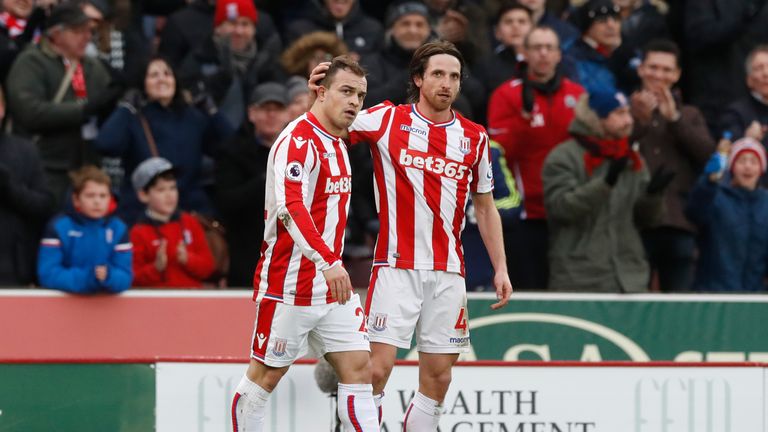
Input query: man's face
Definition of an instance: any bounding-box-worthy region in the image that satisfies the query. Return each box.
[585,15,621,49]
[2,0,33,18]
[248,101,290,143]
[50,24,92,59]
[495,9,533,49]
[518,0,545,14]
[637,51,680,94]
[732,151,762,190]
[73,181,111,219]
[216,17,256,52]
[524,28,561,79]
[747,52,768,100]
[391,14,431,51]
[325,0,354,20]
[414,53,462,112]
[319,68,367,130]
[601,106,633,139]
[139,178,179,218]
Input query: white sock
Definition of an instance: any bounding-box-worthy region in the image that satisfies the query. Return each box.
[337,383,379,431]
[232,375,271,432]
[403,392,442,431]
[373,392,384,425]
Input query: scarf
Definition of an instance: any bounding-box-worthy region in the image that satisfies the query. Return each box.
[65,59,88,100]
[0,12,26,38]
[522,68,562,114]
[576,134,643,176]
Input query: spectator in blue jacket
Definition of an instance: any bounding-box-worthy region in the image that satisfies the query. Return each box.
[94,56,234,225]
[564,0,622,94]
[687,138,768,292]
[462,140,522,290]
[38,166,132,294]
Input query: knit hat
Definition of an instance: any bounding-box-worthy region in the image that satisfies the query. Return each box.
[572,0,620,34]
[286,76,309,102]
[728,137,767,173]
[214,0,258,27]
[385,1,430,28]
[587,87,628,118]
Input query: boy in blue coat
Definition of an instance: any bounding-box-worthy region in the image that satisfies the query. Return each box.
[687,137,768,292]
[37,166,133,293]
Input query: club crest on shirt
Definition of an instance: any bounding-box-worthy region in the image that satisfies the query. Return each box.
[272,337,288,357]
[285,161,303,182]
[459,137,471,155]
[369,313,388,332]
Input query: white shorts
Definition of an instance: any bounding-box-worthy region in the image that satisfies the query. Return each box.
[365,267,470,353]
[250,294,370,368]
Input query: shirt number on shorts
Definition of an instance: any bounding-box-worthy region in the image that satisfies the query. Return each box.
[454,307,468,332]
[355,307,367,332]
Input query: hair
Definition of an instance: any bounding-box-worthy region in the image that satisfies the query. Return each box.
[139,55,186,110]
[745,44,768,75]
[280,31,349,77]
[641,39,681,67]
[319,55,367,88]
[407,40,466,103]
[495,0,533,25]
[69,165,111,194]
[143,170,176,192]
[523,25,560,49]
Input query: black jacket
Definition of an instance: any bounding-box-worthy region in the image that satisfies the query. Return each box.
[284,0,383,56]
[0,134,55,286]
[214,128,271,288]
[682,0,768,129]
[473,46,523,101]
[360,36,413,107]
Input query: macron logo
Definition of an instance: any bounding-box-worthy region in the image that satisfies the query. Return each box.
[400,124,427,137]
[324,176,352,194]
[257,333,267,349]
[293,137,311,149]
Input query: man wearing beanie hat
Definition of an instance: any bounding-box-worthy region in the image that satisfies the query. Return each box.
[159,0,282,70]
[563,0,622,95]
[177,0,282,129]
[542,87,671,292]
[360,1,433,106]
[686,137,768,292]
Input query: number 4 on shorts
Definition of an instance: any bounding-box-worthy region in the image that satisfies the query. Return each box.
[454,307,468,332]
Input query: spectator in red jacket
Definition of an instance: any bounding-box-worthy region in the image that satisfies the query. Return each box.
[129,157,215,288]
[487,25,584,290]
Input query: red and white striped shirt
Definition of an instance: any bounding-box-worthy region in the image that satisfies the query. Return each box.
[253,112,352,306]
[349,102,494,276]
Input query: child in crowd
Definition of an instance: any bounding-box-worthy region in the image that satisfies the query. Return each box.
[37,166,133,293]
[687,137,768,292]
[130,157,215,288]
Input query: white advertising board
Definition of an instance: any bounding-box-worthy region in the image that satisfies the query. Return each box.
[156,363,766,432]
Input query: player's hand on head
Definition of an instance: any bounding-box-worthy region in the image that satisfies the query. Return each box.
[323,262,352,305]
[491,271,512,310]
[309,62,331,93]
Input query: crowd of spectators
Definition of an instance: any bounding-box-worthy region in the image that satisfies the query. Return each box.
[1,0,768,293]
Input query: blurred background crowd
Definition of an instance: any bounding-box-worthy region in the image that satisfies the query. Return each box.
[1,0,767,293]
